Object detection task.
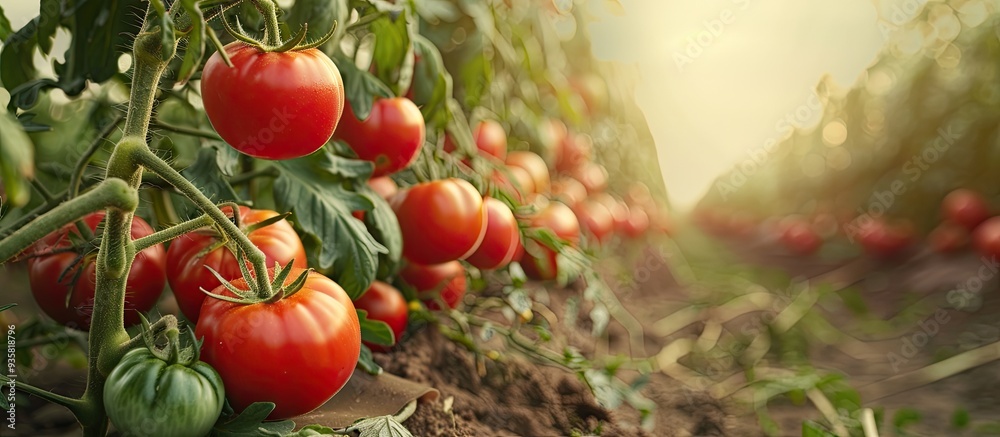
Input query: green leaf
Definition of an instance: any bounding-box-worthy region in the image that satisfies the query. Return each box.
[0,106,35,207]
[370,11,412,94]
[410,35,451,128]
[893,408,922,431]
[801,420,836,437]
[36,0,60,55]
[280,424,338,436]
[357,183,402,279]
[358,309,395,346]
[952,408,970,429]
[274,150,387,297]
[357,344,383,375]
[211,402,295,437]
[286,0,348,50]
[0,4,12,41]
[334,54,394,120]
[175,0,205,85]
[0,20,40,95]
[460,50,492,109]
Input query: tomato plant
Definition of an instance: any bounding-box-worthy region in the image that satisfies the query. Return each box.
[856,219,916,258]
[335,97,425,177]
[779,220,822,256]
[354,281,409,352]
[104,332,224,437]
[400,261,468,310]
[444,119,508,160]
[28,212,166,330]
[550,177,588,209]
[166,206,307,322]
[574,200,615,245]
[196,267,360,420]
[466,198,521,270]
[201,43,345,160]
[391,178,487,265]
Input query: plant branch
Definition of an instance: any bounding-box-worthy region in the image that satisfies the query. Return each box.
[133,147,272,297]
[133,214,214,251]
[0,374,87,412]
[29,179,54,201]
[150,119,222,141]
[119,315,179,352]
[0,179,138,264]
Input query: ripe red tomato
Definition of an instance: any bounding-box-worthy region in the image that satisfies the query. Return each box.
[572,162,608,194]
[201,43,344,160]
[505,166,536,198]
[399,261,467,309]
[550,177,588,209]
[465,198,521,270]
[593,193,630,233]
[506,151,550,194]
[391,178,486,265]
[856,219,915,258]
[555,133,592,173]
[27,213,166,330]
[368,176,398,200]
[335,97,425,177]
[574,200,614,244]
[443,120,508,160]
[196,268,360,420]
[779,220,822,255]
[972,217,1000,258]
[622,205,651,238]
[166,207,307,322]
[942,189,990,231]
[520,201,580,280]
[929,222,969,254]
[353,281,408,352]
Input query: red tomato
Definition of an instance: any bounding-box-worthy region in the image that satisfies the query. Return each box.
[572,163,608,194]
[27,213,166,330]
[593,193,630,233]
[856,219,915,258]
[166,207,307,322]
[520,201,580,280]
[353,281,408,352]
[399,261,467,309]
[550,177,588,209]
[196,269,360,420]
[942,189,990,231]
[622,206,651,238]
[391,178,487,265]
[465,198,521,270]
[929,222,969,254]
[506,166,536,197]
[779,221,822,255]
[335,97,425,177]
[444,120,508,160]
[506,151,550,194]
[972,217,1000,258]
[555,133,592,173]
[574,200,615,244]
[540,119,568,155]
[201,43,344,160]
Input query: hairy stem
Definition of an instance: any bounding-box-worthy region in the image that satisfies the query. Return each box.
[69,115,125,199]
[133,214,214,251]
[150,119,222,140]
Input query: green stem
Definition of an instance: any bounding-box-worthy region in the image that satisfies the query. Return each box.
[0,375,88,413]
[0,179,138,263]
[150,119,222,141]
[0,192,65,239]
[250,0,282,47]
[133,214,213,251]
[119,315,178,352]
[15,332,87,349]
[69,115,125,199]
[29,179,54,201]
[133,147,273,297]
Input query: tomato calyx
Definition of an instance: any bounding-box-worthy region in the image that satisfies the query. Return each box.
[221,13,337,54]
[203,248,310,304]
[135,315,201,366]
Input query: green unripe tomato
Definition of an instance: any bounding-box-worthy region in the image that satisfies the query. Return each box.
[104,348,225,437]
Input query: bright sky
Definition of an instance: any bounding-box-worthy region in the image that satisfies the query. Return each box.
[587,0,888,210]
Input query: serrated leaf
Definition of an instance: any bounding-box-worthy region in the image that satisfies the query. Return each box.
[274,150,387,297]
[358,183,402,279]
[350,412,414,437]
[36,0,60,55]
[335,53,394,120]
[357,344,383,375]
[0,106,35,206]
[1,21,40,96]
[281,424,338,437]
[211,402,295,437]
[358,309,395,346]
